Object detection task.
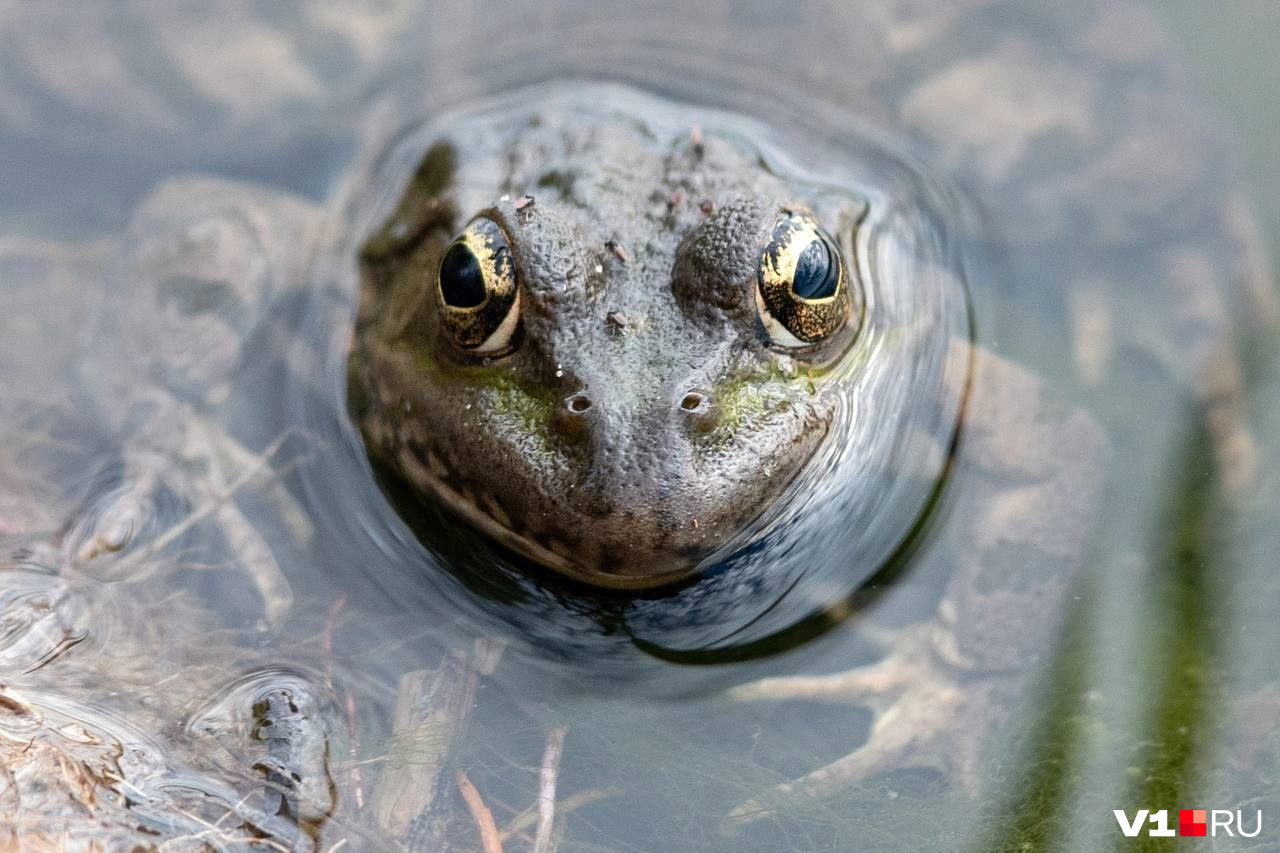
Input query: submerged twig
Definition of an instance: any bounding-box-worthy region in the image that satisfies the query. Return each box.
[345,691,364,811]
[534,726,568,853]
[372,639,505,840]
[501,786,622,842]
[322,595,346,691]
[121,428,311,567]
[456,770,503,853]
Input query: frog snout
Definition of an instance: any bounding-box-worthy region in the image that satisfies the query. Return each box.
[552,387,720,443]
[533,382,772,582]
[559,390,722,527]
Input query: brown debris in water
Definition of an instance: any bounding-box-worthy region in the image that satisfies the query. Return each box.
[605,240,629,264]
[605,311,628,333]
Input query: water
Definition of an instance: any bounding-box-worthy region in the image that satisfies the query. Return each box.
[1,2,1277,851]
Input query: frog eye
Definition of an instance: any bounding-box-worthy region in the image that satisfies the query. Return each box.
[437,217,520,354]
[756,211,851,348]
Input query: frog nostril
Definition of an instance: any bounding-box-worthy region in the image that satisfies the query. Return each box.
[679,392,706,412]
[678,389,718,433]
[553,392,593,439]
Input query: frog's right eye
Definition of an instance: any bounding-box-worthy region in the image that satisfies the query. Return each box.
[755,210,852,350]
[436,217,520,354]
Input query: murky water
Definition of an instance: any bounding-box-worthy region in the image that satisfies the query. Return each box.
[1,2,1278,851]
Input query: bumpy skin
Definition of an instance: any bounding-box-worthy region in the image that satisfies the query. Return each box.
[351,122,865,588]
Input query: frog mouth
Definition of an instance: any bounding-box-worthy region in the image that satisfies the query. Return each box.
[416,464,713,591]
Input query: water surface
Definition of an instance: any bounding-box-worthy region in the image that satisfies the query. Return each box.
[1,2,1277,851]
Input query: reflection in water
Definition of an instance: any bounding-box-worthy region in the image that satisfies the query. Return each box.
[0,1,1277,851]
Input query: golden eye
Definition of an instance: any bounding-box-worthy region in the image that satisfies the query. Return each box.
[437,217,520,354]
[756,211,851,348]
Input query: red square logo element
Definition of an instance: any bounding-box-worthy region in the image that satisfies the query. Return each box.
[1180,809,1207,837]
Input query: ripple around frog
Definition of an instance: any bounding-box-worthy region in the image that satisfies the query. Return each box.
[56,454,192,568]
[0,560,87,676]
[288,81,973,688]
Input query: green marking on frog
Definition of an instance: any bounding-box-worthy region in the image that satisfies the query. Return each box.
[400,341,558,459]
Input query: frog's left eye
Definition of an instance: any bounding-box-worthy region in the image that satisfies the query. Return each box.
[436,217,520,354]
[756,211,851,348]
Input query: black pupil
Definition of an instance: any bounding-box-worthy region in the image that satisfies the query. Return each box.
[439,242,486,308]
[792,237,838,300]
